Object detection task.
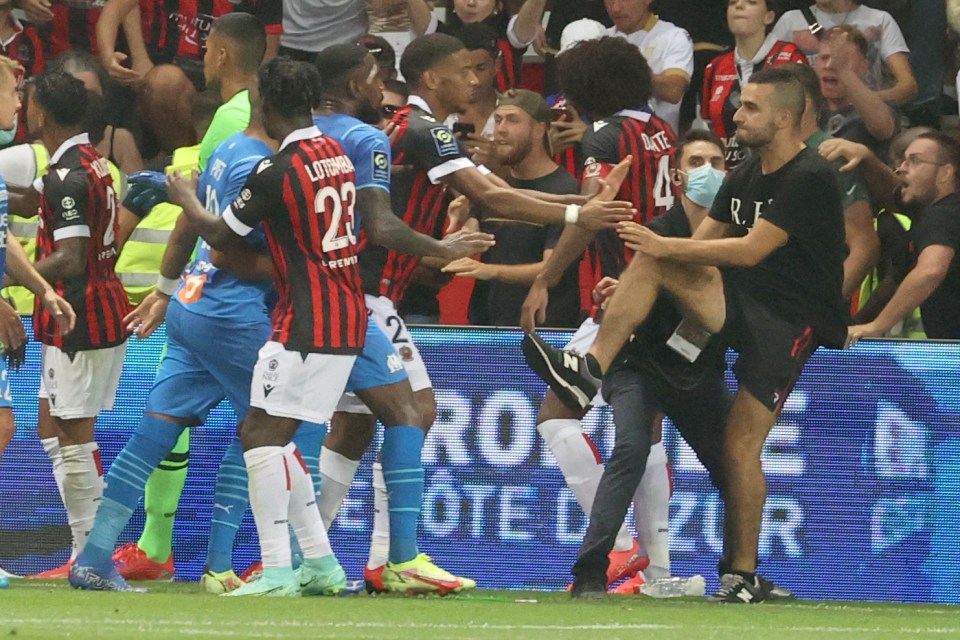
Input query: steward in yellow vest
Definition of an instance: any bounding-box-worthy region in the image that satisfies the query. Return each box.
[115,145,200,305]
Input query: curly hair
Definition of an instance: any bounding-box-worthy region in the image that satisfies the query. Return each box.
[557,36,652,121]
[258,57,322,121]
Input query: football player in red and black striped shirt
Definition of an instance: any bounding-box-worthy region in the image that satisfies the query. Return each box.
[173,58,364,595]
[30,70,130,567]
[520,36,681,589]
[355,35,632,443]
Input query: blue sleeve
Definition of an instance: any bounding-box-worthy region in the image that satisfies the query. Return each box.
[348,126,392,192]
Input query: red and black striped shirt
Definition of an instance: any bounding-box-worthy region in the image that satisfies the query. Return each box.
[701,41,806,168]
[152,0,281,62]
[223,126,366,354]
[579,111,679,309]
[35,134,129,351]
[39,0,157,58]
[359,100,472,305]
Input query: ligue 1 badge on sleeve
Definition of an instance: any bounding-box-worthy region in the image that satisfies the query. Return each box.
[372,150,390,182]
[430,127,460,158]
[729,90,741,109]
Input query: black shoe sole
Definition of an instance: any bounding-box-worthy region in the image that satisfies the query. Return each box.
[521,333,594,412]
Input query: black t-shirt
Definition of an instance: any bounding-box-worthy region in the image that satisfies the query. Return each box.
[619,203,726,388]
[912,192,960,338]
[469,167,580,328]
[710,147,848,347]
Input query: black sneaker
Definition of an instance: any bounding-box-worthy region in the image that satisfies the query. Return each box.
[522,332,600,411]
[708,573,766,604]
[757,574,794,600]
[570,579,608,600]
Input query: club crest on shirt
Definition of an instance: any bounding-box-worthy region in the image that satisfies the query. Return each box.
[430,127,459,158]
[372,150,390,182]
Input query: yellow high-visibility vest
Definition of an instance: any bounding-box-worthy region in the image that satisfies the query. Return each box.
[115,145,200,305]
[858,211,925,339]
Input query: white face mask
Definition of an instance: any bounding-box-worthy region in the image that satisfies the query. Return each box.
[0,112,17,147]
[682,163,725,208]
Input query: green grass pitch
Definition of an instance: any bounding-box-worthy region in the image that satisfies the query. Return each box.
[0,581,956,640]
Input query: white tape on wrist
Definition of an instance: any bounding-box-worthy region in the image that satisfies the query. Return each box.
[156,276,179,296]
[564,204,580,225]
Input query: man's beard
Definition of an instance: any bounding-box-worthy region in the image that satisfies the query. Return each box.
[496,136,533,167]
[357,100,381,125]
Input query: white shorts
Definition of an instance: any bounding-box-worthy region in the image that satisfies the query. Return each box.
[564,318,605,407]
[250,341,356,424]
[38,342,127,419]
[336,294,431,415]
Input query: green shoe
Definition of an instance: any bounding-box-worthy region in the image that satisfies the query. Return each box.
[297,556,347,596]
[382,554,476,596]
[221,568,298,597]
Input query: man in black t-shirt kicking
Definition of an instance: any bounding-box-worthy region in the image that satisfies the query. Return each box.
[525,66,848,603]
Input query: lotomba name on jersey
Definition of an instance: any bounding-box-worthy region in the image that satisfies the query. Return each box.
[304,155,356,183]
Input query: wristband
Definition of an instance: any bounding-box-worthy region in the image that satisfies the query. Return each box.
[156,275,179,296]
[564,204,580,225]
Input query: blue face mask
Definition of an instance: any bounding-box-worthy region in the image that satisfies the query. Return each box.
[0,113,17,147]
[683,163,725,208]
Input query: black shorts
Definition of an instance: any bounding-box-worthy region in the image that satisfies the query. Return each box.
[721,278,817,412]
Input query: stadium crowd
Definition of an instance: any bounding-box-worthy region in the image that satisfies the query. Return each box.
[0,0,957,603]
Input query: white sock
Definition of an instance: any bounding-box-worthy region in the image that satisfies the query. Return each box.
[283,444,333,560]
[633,441,671,579]
[244,446,292,570]
[367,462,390,569]
[41,437,67,504]
[60,443,103,559]
[538,419,634,552]
[317,446,361,527]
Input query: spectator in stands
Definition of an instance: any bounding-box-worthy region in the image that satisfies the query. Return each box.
[444,90,581,328]
[770,0,917,106]
[52,51,144,174]
[654,0,731,133]
[281,0,367,60]
[541,0,610,94]
[603,0,694,133]
[850,127,930,338]
[358,34,399,81]
[379,78,408,127]
[847,131,960,342]
[816,26,897,159]
[899,0,946,128]
[25,0,151,72]
[547,19,605,182]
[785,61,879,300]
[701,0,806,168]
[406,0,547,91]
[454,23,503,170]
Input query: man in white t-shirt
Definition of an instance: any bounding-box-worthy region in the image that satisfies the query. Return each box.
[770,0,916,106]
[603,0,693,133]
